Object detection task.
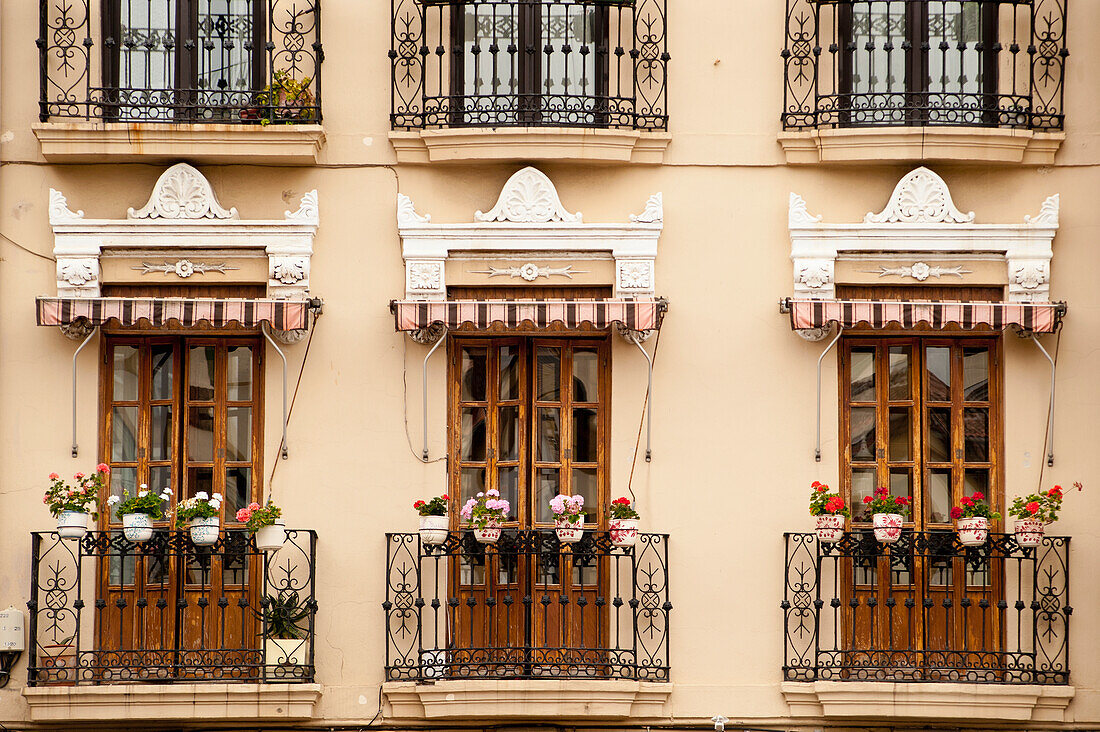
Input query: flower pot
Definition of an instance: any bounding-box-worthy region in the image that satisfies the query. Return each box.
[122,513,154,542]
[872,513,903,544]
[473,524,502,544]
[957,516,990,546]
[1014,518,1045,548]
[418,515,449,546]
[189,517,220,546]
[815,514,845,544]
[56,511,89,539]
[255,519,287,551]
[609,518,640,548]
[555,516,585,544]
[265,637,308,666]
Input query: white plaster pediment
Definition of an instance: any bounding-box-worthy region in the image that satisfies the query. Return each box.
[789,167,1058,303]
[398,166,662,299]
[49,164,318,300]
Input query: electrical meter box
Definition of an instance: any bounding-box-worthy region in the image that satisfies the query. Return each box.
[0,606,25,652]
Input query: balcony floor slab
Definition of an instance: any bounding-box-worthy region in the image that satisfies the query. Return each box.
[390,127,671,164]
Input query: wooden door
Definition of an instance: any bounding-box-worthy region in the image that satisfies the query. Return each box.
[448,336,610,676]
[840,336,1002,678]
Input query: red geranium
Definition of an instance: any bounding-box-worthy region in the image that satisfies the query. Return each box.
[1026,501,1040,515]
[413,495,448,517]
[950,506,964,519]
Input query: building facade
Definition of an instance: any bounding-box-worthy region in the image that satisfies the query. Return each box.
[0,0,1093,729]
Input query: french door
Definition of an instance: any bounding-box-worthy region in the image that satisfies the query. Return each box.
[97,336,264,679]
[448,336,609,674]
[840,336,1003,677]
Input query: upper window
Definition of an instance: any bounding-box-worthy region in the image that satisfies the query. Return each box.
[39,0,321,123]
[781,0,1068,130]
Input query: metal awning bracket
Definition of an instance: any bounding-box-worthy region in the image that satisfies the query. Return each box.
[628,332,655,462]
[70,327,98,457]
[262,324,290,460]
[421,330,448,461]
[815,326,844,462]
[1030,334,1057,466]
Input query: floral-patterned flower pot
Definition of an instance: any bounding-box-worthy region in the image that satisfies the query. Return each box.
[473,524,501,544]
[555,516,585,544]
[872,513,903,544]
[122,513,154,542]
[957,516,989,546]
[815,514,845,544]
[418,515,449,546]
[56,511,89,539]
[609,518,640,548]
[1014,518,1045,548]
[189,517,220,546]
[255,519,287,551]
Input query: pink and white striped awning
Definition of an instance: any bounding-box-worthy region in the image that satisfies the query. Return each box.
[36,296,312,331]
[392,297,668,333]
[783,298,1065,333]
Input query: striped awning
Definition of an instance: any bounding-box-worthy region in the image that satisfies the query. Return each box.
[392,297,668,332]
[782,297,1065,333]
[36,297,312,330]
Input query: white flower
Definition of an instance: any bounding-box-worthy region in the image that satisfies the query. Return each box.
[106,496,120,506]
[139,483,148,490]
[195,491,209,500]
[138,490,149,498]
[159,492,171,501]
[163,487,173,495]
[211,492,223,501]
[210,500,221,510]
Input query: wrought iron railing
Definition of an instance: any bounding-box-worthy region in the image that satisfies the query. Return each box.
[38,0,322,123]
[390,0,668,130]
[384,530,670,680]
[782,0,1067,130]
[27,529,317,685]
[782,531,1070,684]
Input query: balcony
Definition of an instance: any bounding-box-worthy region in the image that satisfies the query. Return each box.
[35,0,324,163]
[779,0,1068,164]
[23,529,319,722]
[781,531,1072,723]
[388,0,670,163]
[382,530,671,720]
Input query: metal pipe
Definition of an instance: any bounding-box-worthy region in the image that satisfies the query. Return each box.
[629,333,654,462]
[815,327,844,462]
[1031,335,1057,467]
[70,327,97,458]
[422,332,448,461]
[262,324,290,460]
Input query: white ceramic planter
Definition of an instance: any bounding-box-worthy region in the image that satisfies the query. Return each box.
[264,637,308,666]
[1014,518,1045,548]
[609,518,640,548]
[122,513,154,542]
[872,513,903,544]
[189,516,220,546]
[957,516,990,546]
[418,515,449,546]
[56,511,89,539]
[815,514,845,544]
[255,519,287,551]
[473,524,502,544]
[555,516,585,543]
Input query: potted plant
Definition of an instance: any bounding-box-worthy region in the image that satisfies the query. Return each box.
[261,590,310,667]
[808,480,849,544]
[175,492,223,546]
[1008,481,1081,548]
[863,486,911,544]
[237,501,285,551]
[240,70,316,125]
[108,483,171,542]
[44,465,108,539]
[550,494,586,543]
[949,490,1001,546]
[414,494,450,546]
[459,489,510,544]
[608,496,640,548]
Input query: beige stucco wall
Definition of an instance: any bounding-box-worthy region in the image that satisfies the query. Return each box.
[1,1,1099,729]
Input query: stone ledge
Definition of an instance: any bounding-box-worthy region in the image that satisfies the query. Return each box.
[778,127,1064,165]
[782,681,1074,723]
[33,122,326,164]
[390,127,671,164]
[383,679,673,720]
[22,682,322,722]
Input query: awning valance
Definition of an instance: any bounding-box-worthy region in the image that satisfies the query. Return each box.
[392,297,668,332]
[36,296,312,331]
[782,297,1065,334]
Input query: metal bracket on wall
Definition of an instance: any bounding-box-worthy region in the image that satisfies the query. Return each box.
[629,332,655,462]
[262,323,290,460]
[1030,334,1057,466]
[815,326,844,462]
[70,327,98,457]
[421,330,448,460]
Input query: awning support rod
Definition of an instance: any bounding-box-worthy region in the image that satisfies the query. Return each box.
[422,332,448,461]
[1031,335,1057,467]
[261,325,289,460]
[629,333,654,462]
[815,327,844,462]
[71,328,98,458]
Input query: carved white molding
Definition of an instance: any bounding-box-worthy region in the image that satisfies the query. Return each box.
[398,168,662,301]
[50,166,318,300]
[475,167,582,223]
[790,167,1058,303]
[864,167,974,224]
